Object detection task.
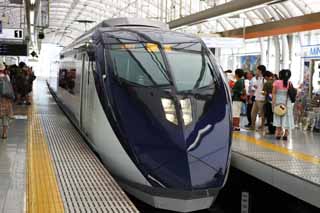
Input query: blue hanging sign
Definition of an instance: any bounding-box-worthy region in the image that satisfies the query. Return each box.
[302,44,320,59]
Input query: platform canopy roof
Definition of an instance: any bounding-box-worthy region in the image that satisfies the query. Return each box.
[1,0,320,48]
[0,0,25,28]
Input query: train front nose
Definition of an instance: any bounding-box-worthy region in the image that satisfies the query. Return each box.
[110,83,232,190]
[148,93,232,190]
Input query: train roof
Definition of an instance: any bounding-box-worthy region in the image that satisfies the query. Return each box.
[62,18,200,54]
[95,27,200,44]
[64,18,167,45]
[98,18,169,30]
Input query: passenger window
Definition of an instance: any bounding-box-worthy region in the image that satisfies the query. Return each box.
[58,67,76,94]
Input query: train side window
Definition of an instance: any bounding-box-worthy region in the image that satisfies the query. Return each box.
[58,56,77,95]
[58,66,76,94]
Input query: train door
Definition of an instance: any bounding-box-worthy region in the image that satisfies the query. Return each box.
[80,54,90,133]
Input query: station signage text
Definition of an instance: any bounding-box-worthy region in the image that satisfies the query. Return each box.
[303,45,320,58]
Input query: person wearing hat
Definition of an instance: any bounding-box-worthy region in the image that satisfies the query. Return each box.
[0,62,14,139]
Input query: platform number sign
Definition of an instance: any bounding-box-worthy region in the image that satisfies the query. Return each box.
[14,30,23,38]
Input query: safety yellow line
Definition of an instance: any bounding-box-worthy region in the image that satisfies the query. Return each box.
[27,106,64,213]
[233,132,320,165]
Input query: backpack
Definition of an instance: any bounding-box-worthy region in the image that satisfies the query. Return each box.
[0,76,15,100]
[288,82,297,103]
[239,79,247,102]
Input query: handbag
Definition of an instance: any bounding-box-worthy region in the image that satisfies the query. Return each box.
[288,82,297,103]
[274,104,287,116]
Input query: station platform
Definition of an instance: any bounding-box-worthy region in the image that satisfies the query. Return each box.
[1,79,319,213]
[0,80,138,213]
[232,128,320,209]
[0,105,27,213]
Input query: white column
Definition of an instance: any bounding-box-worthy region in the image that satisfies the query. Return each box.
[281,35,290,69]
[267,36,272,69]
[259,38,267,66]
[273,36,281,74]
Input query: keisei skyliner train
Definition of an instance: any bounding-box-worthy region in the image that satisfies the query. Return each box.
[48,18,232,212]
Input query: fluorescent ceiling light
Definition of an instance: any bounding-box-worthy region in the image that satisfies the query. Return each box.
[30,11,34,24]
[30,0,36,4]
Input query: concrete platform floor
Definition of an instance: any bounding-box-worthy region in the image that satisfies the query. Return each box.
[0,105,28,213]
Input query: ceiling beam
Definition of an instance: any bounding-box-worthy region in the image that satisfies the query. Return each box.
[168,0,279,29]
[221,12,320,39]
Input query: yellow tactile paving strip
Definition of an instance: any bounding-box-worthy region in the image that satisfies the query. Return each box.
[27,105,65,213]
[233,132,320,165]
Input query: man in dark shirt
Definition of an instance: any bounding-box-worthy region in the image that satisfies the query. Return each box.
[232,69,245,131]
[263,71,275,134]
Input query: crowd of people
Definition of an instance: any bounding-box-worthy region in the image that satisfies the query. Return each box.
[228,65,295,140]
[8,62,36,105]
[0,61,36,139]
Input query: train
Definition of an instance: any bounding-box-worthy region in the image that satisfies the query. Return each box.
[48,18,232,212]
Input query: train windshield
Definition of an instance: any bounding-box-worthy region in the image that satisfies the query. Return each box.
[164,42,215,92]
[108,42,216,91]
[109,43,170,87]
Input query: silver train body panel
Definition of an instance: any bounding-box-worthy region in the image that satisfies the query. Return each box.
[48,60,150,186]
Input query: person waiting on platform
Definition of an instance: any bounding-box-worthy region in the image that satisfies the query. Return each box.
[244,71,255,128]
[15,62,27,104]
[0,63,14,139]
[25,67,36,104]
[250,65,266,131]
[263,71,276,135]
[232,69,245,131]
[272,69,295,140]
[8,64,19,101]
[15,63,36,105]
[224,69,235,89]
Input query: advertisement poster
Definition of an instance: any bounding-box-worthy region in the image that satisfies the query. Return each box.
[240,55,261,73]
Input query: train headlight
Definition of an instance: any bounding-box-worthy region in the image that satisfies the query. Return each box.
[161,98,178,125]
[180,99,192,125]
